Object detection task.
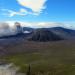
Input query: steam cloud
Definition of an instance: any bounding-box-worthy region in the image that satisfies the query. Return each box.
[0,22,18,37]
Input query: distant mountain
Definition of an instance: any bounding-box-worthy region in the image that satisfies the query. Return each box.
[48,27,75,39]
[0,27,75,42]
[28,28,63,42]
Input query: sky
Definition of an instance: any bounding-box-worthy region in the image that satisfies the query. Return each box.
[0,0,75,28]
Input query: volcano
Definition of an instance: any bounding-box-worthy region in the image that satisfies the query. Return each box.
[28,28,63,42]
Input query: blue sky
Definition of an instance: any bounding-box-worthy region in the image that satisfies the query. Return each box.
[0,0,75,22]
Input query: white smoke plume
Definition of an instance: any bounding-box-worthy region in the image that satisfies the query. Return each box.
[0,22,18,37]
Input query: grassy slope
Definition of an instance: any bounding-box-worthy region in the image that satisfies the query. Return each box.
[1,40,75,75]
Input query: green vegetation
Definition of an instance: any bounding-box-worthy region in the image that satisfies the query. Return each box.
[1,41,75,75]
[1,52,75,75]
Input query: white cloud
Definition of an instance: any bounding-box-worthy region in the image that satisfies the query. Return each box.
[1,8,28,17]
[1,0,47,17]
[1,8,41,17]
[4,21,61,28]
[11,21,69,28]
[19,22,75,29]
[3,21,75,30]
[36,22,62,28]
[17,0,47,14]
